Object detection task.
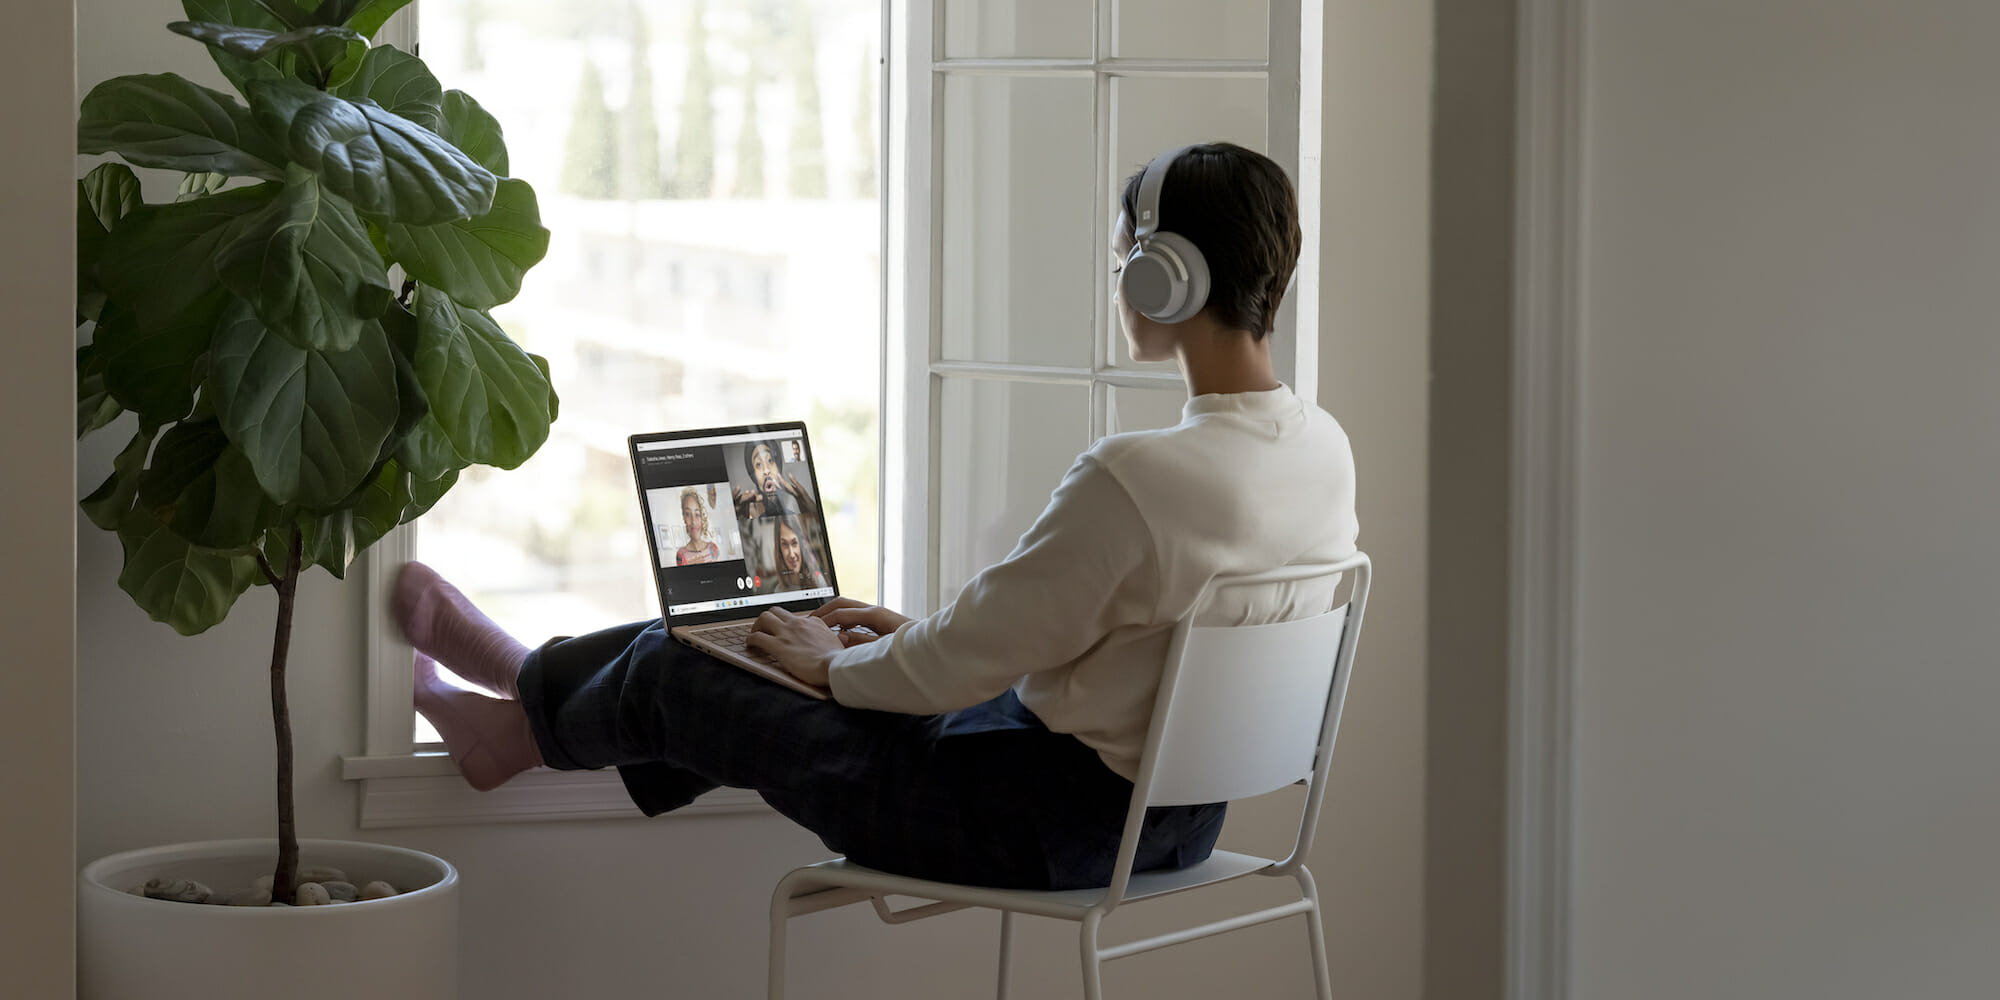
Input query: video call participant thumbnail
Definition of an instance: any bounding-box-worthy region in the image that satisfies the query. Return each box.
[675,485,722,566]
[731,440,815,522]
[753,516,828,596]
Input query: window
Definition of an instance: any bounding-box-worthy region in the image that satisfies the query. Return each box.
[347,0,1317,825]
[886,0,1319,612]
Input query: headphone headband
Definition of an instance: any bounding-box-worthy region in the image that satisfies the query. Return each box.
[1132,144,1193,241]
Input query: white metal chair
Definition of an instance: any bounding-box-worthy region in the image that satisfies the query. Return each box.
[769,551,1372,1000]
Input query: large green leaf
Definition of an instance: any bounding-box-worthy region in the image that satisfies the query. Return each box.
[412,287,552,469]
[296,507,357,578]
[380,302,463,480]
[372,331,426,455]
[333,45,443,133]
[298,457,423,578]
[250,78,496,226]
[115,507,262,636]
[91,290,229,421]
[77,163,144,324]
[384,178,548,308]
[77,345,124,438]
[529,352,559,423]
[78,74,287,179]
[92,185,271,421]
[98,183,276,328]
[216,166,392,352]
[343,0,415,40]
[79,162,144,235]
[170,22,367,89]
[137,421,283,549]
[310,0,367,27]
[393,409,466,482]
[82,425,157,531]
[177,171,229,202]
[256,0,314,27]
[209,303,400,507]
[403,466,458,523]
[181,0,288,91]
[439,90,507,175]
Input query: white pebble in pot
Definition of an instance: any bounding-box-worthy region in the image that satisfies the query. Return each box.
[294,882,332,906]
[358,881,399,900]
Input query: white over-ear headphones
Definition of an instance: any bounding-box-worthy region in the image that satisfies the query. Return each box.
[1120,145,1211,325]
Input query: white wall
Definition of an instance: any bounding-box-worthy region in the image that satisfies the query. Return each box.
[1571,2,2000,997]
[2,3,78,996]
[1426,1,1513,997]
[1318,1,1433,998]
[72,2,1432,998]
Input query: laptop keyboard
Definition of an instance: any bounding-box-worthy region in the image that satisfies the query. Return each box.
[701,622,777,663]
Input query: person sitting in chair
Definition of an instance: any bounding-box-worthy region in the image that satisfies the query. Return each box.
[397,142,1359,891]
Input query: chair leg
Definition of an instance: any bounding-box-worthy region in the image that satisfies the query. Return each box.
[769,885,793,1000]
[1079,911,1105,1000]
[1294,866,1333,1000]
[995,911,1015,1000]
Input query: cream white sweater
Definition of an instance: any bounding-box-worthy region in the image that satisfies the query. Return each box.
[826,384,1360,779]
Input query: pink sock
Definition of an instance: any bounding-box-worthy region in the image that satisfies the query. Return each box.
[413,655,544,791]
[393,561,530,699]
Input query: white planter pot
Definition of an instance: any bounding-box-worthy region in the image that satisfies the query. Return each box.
[79,839,459,1000]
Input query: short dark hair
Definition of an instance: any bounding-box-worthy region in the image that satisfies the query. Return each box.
[1120,142,1302,338]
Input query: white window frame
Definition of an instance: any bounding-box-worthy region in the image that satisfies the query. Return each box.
[345,0,1321,828]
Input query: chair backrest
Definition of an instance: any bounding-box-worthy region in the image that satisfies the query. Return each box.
[1146,603,1351,806]
[1103,552,1372,905]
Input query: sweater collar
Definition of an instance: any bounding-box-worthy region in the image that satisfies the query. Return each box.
[1182,382,1298,422]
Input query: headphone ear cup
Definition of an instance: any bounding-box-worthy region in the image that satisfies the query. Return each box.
[1145,232,1210,324]
[1120,244,1181,321]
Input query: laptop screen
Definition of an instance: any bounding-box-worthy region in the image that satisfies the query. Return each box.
[628,422,839,626]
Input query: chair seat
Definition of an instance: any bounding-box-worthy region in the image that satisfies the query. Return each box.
[780,850,1279,921]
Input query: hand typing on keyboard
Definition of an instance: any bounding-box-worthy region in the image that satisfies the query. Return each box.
[810,598,912,642]
[745,608,844,687]
[747,599,915,688]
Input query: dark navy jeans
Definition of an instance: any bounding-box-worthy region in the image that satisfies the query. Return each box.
[517,619,1225,890]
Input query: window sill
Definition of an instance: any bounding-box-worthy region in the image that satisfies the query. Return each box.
[340,753,768,828]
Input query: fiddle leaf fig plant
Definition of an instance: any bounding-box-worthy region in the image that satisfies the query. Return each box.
[77,0,556,904]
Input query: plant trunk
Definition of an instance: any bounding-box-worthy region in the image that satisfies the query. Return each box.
[269,529,303,903]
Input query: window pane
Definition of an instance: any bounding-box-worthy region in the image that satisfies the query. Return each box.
[940,75,1097,367]
[1107,74,1268,369]
[415,0,882,739]
[1104,384,1189,436]
[1111,0,1269,60]
[937,378,1089,606]
[942,0,1093,59]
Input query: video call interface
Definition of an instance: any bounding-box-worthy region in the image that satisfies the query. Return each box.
[634,428,836,618]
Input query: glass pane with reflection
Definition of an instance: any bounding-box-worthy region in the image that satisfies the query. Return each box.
[943,0,1094,59]
[941,75,1097,367]
[1111,0,1270,61]
[937,378,1090,607]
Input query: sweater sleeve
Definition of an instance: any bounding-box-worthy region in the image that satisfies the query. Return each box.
[826,454,1158,714]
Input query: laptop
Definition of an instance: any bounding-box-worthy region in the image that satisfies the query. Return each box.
[628,422,841,699]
